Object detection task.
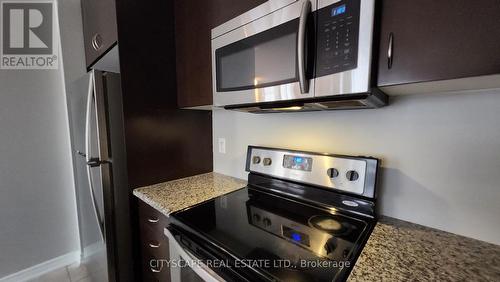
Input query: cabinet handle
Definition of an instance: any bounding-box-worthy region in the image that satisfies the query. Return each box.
[147,217,159,223]
[150,267,161,273]
[148,240,161,248]
[387,32,394,69]
[92,33,103,51]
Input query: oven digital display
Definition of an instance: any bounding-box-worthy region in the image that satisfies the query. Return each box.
[283,155,313,171]
[331,4,346,17]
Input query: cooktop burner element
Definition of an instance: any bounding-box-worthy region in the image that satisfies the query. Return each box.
[309,215,347,233]
[311,217,343,231]
[169,146,380,282]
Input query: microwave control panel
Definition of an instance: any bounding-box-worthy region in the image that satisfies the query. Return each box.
[315,0,360,77]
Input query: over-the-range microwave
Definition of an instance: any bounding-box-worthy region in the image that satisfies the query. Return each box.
[211,0,388,113]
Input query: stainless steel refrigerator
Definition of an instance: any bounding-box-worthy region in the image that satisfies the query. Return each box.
[67,70,133,282]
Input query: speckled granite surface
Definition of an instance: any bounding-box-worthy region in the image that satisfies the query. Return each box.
[134,174,500,281]
[348,216,500,281]
[133,172,246,217]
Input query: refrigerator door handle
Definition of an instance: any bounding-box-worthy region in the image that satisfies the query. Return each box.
[93,70,111,163]
[85,71,106,241]
[85,72,93,164]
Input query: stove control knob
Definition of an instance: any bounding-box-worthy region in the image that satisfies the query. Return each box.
[252,156,261,164]
[253,213,261,222]
[327,168,339,178]
[263,158,272,166]
[324,238,337,255]
[346,170,359,181]
[263,218,272,227]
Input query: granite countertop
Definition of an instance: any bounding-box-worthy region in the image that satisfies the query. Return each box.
[348,217,500,281]
[134,173,500,281]
[133,172,246,217]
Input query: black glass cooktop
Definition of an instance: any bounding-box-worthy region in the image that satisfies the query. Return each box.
[171,187,375,282]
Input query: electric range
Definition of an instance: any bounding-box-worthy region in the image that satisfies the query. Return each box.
[166,146,379,282]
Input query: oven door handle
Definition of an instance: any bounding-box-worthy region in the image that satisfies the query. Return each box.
[165,228,226,282]
[297,0,311,94]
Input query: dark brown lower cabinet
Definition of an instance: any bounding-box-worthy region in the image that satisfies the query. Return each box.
[139,200,170,282]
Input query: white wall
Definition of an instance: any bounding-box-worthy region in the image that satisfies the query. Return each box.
[0,0,79,278]
[213,89,500,245]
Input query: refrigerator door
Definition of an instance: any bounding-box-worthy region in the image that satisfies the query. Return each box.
[68,72,109,282]
[99,71,134,282]
[90,70,117,282]
[68,70,132,282]
[85,74,106,240]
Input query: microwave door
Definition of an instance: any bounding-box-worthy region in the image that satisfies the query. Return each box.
[212,0,317,107]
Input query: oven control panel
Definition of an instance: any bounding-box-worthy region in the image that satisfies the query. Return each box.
[283,155,313,171]
[315,0,360,77]
[246,146,378,198]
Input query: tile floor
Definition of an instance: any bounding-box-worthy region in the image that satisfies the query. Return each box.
[27,262,90,282]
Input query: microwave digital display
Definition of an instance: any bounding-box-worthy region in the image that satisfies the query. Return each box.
[331,4,346,17]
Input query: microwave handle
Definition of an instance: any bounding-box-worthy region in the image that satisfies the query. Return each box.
[297,0,311,94]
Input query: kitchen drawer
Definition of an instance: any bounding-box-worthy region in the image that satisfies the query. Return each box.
[140,221,169,258]
[138,200,170,281]
[138,201,168,232]
[142,251,170,282]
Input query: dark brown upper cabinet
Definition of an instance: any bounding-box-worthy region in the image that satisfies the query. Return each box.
[81,0,118,69]
[377,0,500,88]
[174,0,267,109]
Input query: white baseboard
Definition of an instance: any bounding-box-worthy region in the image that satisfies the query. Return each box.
[82,241,103,258]
[0,251,80,282]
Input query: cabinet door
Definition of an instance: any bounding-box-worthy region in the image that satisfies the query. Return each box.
[174,0,267,108]
[377,0,500,87]
[81,0,118,69]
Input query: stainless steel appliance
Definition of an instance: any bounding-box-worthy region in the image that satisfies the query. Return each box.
[67,70,133,282]
[165,146,379,281]
[211,0,387,113]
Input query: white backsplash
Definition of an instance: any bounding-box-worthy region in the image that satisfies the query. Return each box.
[213,89,500,245]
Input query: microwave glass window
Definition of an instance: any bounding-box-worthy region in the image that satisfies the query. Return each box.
[216,19,299,91]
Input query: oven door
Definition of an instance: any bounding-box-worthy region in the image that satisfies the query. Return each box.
[165,226,270,282]
[165,228,225,282]
[165,229,225,282]
[212,0,317,107]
